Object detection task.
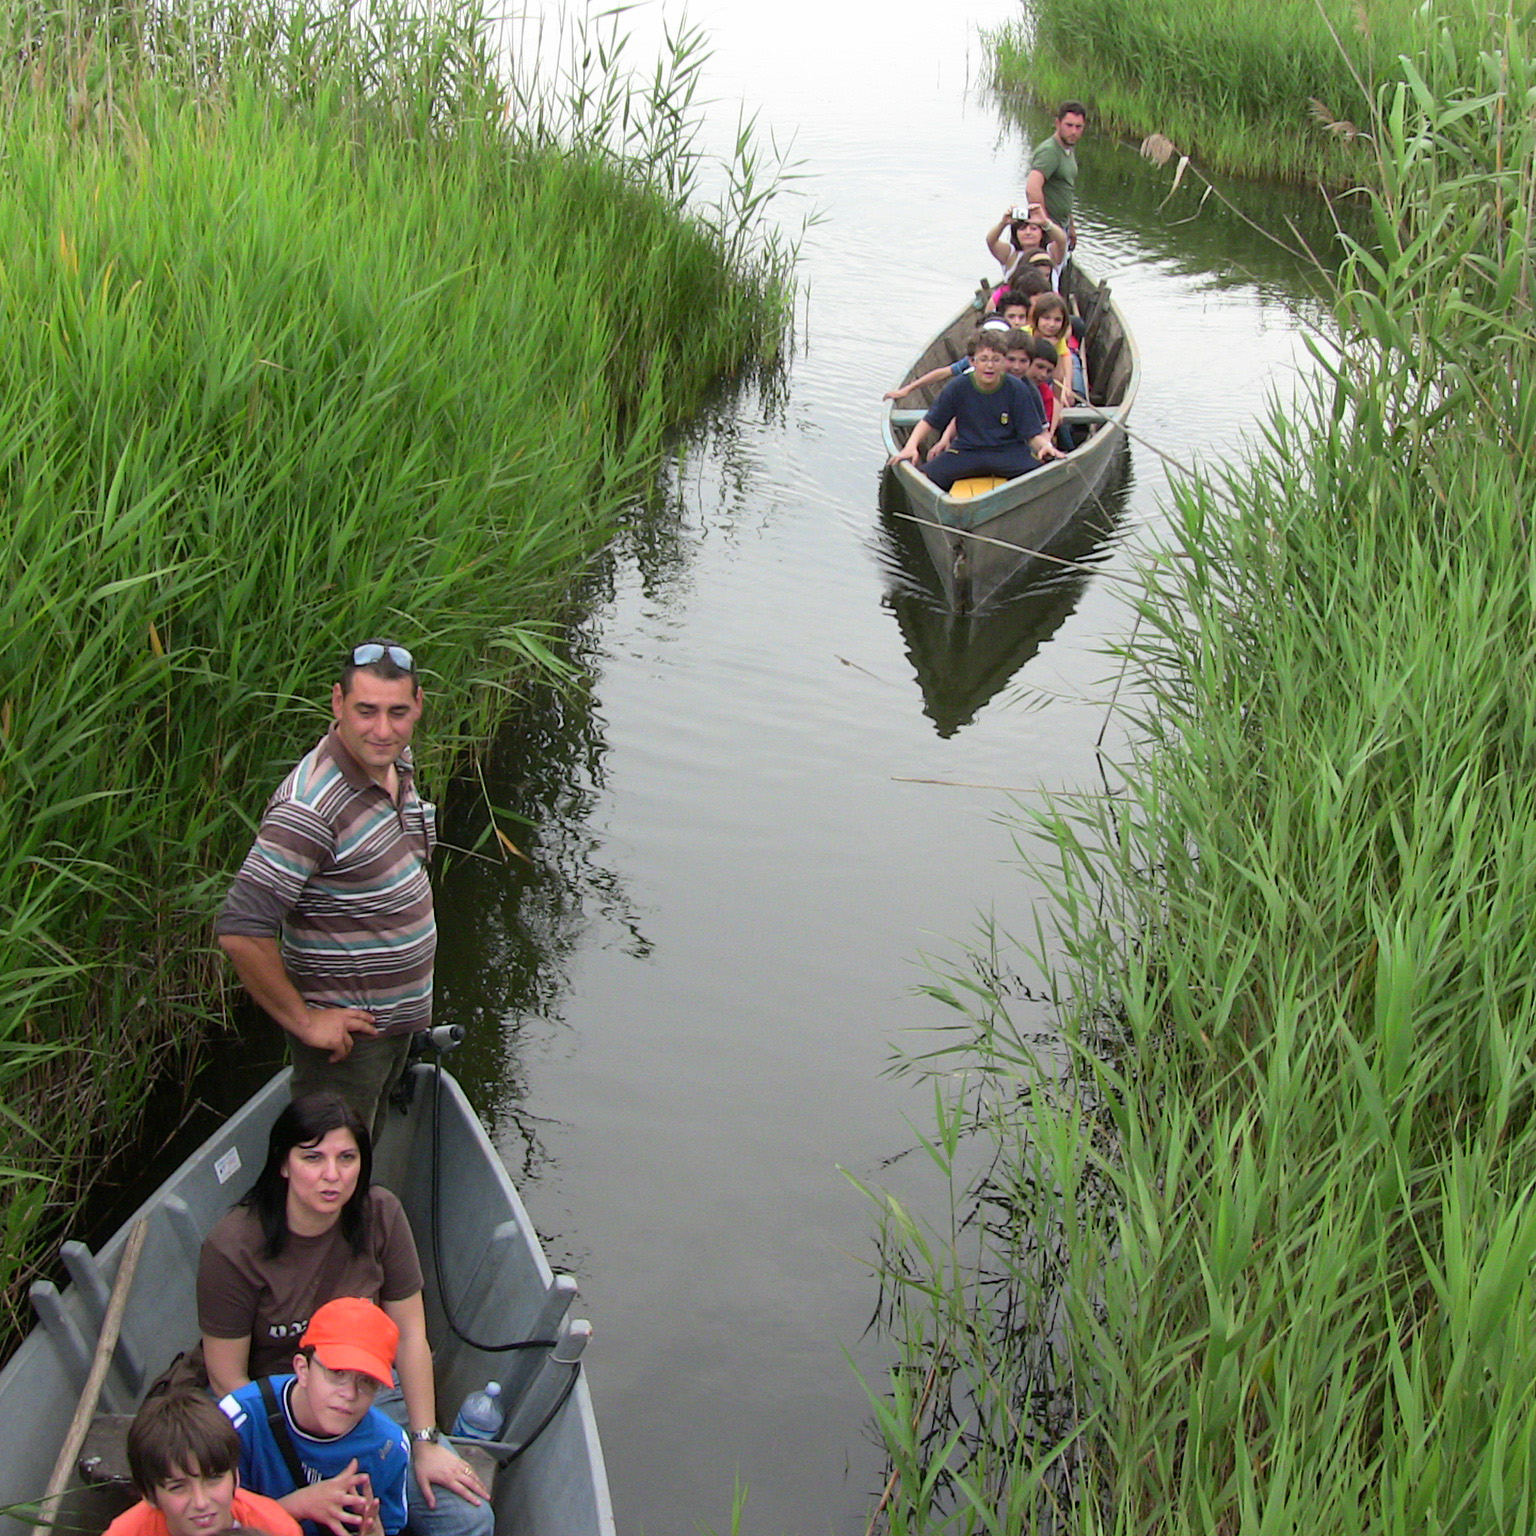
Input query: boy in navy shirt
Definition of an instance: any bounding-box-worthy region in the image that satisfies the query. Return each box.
[888,331,1063,491]
[220,1298,408,1536]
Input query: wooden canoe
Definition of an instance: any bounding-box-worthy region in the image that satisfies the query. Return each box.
[0,1064,614,1536]
[881,268,1140,614]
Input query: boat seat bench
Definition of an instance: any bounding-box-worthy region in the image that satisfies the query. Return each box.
[78,1413,136,1491]
[890,406,1106,431]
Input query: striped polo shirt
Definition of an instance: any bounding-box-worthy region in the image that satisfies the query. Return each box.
[227,728,437,1033]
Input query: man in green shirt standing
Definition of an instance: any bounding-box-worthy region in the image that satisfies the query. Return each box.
[1025,101,1088,251]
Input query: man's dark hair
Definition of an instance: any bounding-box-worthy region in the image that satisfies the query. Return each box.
[1056,100,1087,121]
[339,638,418,696]
[127,1393,241,1498]
[1028,335,1060,365]
[240,1092,374,1259]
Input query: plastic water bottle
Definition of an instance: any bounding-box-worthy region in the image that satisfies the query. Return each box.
[451,1380,503,1441]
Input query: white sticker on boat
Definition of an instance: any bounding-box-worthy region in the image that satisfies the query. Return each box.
[214,1147,242,1185]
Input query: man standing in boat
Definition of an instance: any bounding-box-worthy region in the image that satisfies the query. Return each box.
[215,641,436,1138]
[1025,101,1088,254]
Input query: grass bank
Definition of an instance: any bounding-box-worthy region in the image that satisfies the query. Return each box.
[864,14,1536,1533]
[0,0,792,1329]
[989,0,1506,184]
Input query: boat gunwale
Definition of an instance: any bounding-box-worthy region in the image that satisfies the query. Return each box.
[0,1066,615,1536]
[880,272,1141,533]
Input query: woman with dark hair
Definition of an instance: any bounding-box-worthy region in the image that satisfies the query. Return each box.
[232,1095,376,1268]
[984,204,1067,287]
[197,1094,489,1536]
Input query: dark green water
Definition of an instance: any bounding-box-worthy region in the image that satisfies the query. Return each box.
[426,5,1352,1532]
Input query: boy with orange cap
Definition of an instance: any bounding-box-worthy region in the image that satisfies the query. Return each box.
[219,1298,411,1536]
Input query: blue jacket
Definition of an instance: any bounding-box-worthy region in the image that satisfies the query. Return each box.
[220,1376,410,1536]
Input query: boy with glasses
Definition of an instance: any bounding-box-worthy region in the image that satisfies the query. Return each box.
[219,1299,410,1536]
[887,331,1064,491]
[216,641,436,1138]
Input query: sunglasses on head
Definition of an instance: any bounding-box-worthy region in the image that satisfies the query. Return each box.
[351,642,414,671]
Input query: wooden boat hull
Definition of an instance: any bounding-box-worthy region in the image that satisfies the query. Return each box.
[881,269,1140,613]
[0,1066,614,1536]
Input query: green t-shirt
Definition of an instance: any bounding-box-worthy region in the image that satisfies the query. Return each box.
[1030,134,1078,228]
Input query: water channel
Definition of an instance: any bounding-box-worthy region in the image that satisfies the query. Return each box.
[95,1,1350,1530]
[428,2,1346,1531]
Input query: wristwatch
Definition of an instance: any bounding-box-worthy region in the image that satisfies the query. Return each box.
[412,1426,442,1445]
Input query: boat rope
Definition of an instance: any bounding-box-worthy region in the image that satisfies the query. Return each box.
[1066,399,1245,510]
[890,509,1143,583]
[485,1359,580,1466]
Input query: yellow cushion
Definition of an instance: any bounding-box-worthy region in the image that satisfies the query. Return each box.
[948,476,1010,500]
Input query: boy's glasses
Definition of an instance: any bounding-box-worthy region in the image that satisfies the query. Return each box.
[314,1359,384,1394]
[351,642,414,671]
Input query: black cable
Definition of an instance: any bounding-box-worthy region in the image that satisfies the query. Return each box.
[499,1360,581,1463]
[424,1053,586,1458]
[428,1055,564,1354]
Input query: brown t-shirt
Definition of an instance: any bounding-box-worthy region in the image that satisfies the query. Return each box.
[197,1186,424,1379]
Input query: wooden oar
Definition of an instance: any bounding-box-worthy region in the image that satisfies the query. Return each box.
[30,1217,150,1536]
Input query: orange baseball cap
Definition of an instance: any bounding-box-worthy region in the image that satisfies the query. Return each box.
[301,1297,399,1387]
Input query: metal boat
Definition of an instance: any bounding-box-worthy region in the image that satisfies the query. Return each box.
[0,1063,613,1536]
[881,269,1140,613]
[878,438,1132,735]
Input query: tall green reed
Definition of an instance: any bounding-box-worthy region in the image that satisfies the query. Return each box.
[0,0,793,1334]
[865,11,1536,1533]
[988,0,1507,185]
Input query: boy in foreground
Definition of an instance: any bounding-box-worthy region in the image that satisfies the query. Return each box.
[924,330,1056,458]
[107,1393,302,1536]
[888,332,1063,491]
[220,1298,410,1536]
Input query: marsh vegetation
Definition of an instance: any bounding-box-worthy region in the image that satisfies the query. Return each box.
[866,9,1536,1531]
[0,0,792,1331]
[989,0,1511,184]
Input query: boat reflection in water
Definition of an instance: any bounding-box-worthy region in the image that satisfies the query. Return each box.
[876,438,1133,738]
